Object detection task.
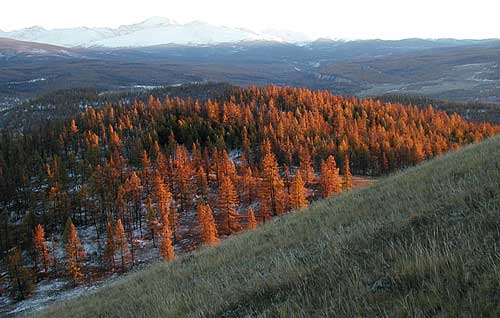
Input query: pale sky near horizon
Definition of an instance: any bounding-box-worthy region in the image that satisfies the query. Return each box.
[1,0,499,39]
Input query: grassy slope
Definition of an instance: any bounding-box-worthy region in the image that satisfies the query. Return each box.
[40,136,500,318]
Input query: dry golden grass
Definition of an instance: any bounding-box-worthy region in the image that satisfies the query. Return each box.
[39,136,500,318]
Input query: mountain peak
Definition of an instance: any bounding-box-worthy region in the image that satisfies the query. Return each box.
[138,17,175,27]
[23,25,46,32]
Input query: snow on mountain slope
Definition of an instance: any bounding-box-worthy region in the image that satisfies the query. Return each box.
[113,17,176,36]
[92,21,271,47]
[0,17,291,48]
[261,28,311,43]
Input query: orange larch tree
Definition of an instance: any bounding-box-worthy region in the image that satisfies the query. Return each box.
[247,207,257,230]
[70,119,78,134]
[159,214,175,261]
[260,146,287,216]
[65,220,86,286]
[197,204,219,245]
[319,155,342,198]
[289,172,308,210]
[33,224,50,275]
[217,176,241,235]
[342,155,353,190]
[298,146,315,185]
[152,171,173,219]
[197,166,209,202]
[220,149,238,181]
[152,141,168,182]
[114,219,130,272]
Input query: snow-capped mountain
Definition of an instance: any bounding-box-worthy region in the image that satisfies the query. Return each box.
[0,17,303,48]
[91,20,275,47]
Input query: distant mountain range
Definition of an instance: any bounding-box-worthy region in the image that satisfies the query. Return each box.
[2,17,500,50]
[2,23,500,108]
[0,17,312,48]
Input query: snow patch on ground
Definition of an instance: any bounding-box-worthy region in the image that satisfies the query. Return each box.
[7,78,47,85]
[5,278,105,317]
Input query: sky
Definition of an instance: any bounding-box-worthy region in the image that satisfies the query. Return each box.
[1,0,499,39]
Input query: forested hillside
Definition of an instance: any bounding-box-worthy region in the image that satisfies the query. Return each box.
[375,94,500,124]
[0,86,498,306]
[0,83,235,131]
[41,131,500,318]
